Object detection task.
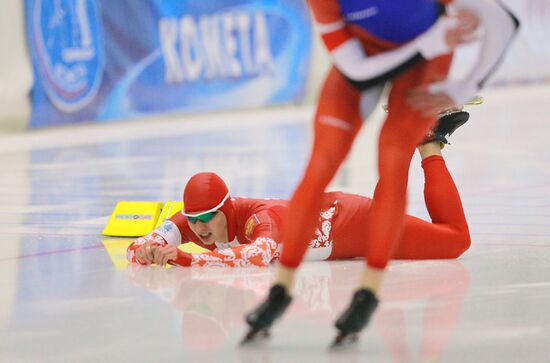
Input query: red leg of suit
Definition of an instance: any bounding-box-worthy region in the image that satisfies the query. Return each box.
[393,155,471,259]
[365,55,453,269]
[328,155,470,260]
[280,66,363,268]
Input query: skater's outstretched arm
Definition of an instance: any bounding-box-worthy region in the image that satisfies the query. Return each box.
[170,236,279,268]
[128,220,280,268]
[148,209,284,268]
[434,0,519,102]
[173,209,282,267]
[408,0,520,115]
[126,213,192,265]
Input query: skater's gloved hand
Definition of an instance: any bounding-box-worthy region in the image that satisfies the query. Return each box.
[407,86,457,118]
[135,241,161,265]
[417,10,479,59]
[446,9,480,48]
[150,245,178,267]
[428,79,479,109]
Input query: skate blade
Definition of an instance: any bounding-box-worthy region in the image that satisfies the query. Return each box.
[466,96,483,106]
[240,329,270,346]
[330,332,358,349]
[382,95,483,115]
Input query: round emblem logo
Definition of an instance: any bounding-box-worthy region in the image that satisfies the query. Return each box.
[32,0,104,112]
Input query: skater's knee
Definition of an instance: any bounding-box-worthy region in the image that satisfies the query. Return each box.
[450,228,471,258]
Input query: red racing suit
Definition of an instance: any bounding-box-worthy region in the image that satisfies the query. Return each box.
[127,156,471,267]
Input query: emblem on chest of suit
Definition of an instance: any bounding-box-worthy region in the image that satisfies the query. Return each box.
[245,217,255,240]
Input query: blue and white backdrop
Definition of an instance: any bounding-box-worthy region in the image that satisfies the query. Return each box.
[25,0,312,127]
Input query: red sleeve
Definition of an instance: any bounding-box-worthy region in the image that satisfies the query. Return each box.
[307,0,354,51]
[172,237,279,268]
[172,249,193,267]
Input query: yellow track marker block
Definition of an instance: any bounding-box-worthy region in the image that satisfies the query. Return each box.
[155,201,184,229]
[102,201,163,237]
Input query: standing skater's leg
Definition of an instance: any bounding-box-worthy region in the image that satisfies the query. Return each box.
[242,68,382,342]
[332,55,453,346]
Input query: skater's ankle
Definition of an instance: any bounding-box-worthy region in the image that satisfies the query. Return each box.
[274,266,296,294]
[359,267,385,295]
[418,141,443,160]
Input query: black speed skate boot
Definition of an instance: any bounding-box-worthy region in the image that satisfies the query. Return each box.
[331,288,379,348]
[242,284,292,344]
[422,110,470,147]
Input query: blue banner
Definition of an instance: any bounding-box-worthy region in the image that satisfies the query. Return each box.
[25,0,312,127]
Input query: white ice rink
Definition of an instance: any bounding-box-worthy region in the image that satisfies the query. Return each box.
[0,84,549,362]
